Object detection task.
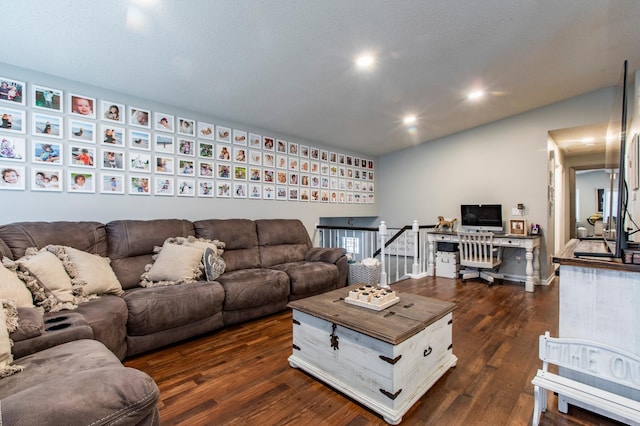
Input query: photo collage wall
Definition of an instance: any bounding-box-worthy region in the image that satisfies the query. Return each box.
[0,75,375,203]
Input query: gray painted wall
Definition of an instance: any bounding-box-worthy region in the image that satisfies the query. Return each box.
[377,87,616,284]
[0,62,378,236]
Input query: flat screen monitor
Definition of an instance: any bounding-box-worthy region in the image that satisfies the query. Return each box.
[460,204,503,232]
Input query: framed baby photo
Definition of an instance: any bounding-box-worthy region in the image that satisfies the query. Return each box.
[31,168,62,191]
[233,129,247,146]
[33,141,63,165]
[249,167,261,182]
[288,141,298,156]
[129,106,150,128]
[100,173,125,194]
[248,183,261,199]
[198,121,214,140]
[249,149,261,165]
[129,129,151,151]
[198,141,214,158]
[100,148,125,170]
[300,188,310,202]
[276,154,287,169]
[154,112,174,133]
[177,178,195,197]
[263,136,274,151]
[69,145,96,168]
[154,176,175,196]
[0,165,26,191]
[233,182,247,198]
[178,159,195,176]
[338,154,345,165]
[177,117,195,137]
[155,155,174,175]
[198,180,214,198]
[100,100,125,124]
[216,125,231,143]
[68,119,96,143]
[198,160,214,178]
[0,77,25,106]
[69,93,96,119]
[262,152,275,168]
[129,175,150,195]
[300,145,309,158]
[310,189,320,202]
[0,136,26,162]
[233,147,247,163]
[154,134,174,154]
[101,125,125,147]
[276,139,287,153]
[129,152,151,173]
[32,112,61,138]
[288,157,298,171]
[1,107,26,134]
[310,147,319,160]
[68,170,95,193]
[32,85,63,112]
[178,138,195,156]
[249,133,261,148]
[216,182,231,198]
[216,144,231,161]
[263,168,274,183]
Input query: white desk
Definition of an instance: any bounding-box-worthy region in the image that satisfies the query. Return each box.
[426,231,541,292]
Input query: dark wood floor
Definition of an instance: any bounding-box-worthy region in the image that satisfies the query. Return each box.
[125,276,624,425]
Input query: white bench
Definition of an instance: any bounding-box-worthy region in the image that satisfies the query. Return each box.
[532,332,640,426]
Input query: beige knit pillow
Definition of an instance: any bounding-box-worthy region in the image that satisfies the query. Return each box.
[140,243,204,287]
[16,248,76,312]
[0,259,34,308]
[63,247,124,297]
[0,300,23,378]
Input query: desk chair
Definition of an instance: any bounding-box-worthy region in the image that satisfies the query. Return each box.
[457,231,503,286]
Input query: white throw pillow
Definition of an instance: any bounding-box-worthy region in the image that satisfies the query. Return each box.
[140,243,204,287]
[63,247,124,297]
[0,259,34,308]
[0,300,23,378]
[16,248,76,312]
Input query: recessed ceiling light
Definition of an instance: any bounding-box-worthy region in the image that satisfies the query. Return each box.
[467,90,485,100]
[403,115,417,125]
[355,55,375,69]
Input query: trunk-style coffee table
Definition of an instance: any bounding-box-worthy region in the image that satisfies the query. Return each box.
[288,285,457,425]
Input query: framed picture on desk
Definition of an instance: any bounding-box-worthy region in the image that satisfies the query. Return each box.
[509,219,527,235]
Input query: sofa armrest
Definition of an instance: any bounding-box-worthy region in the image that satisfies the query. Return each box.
[10,307,45,342]
[11,312,93,359]
[304,247,346,264]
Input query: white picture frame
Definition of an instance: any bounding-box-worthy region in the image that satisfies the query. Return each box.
[0,77,25,106]
[249,133,261,148]
[0,108,26,134]
[0,135,26,162]
[0,165,25,190]
[198,180,214,197]
[100,173,125,194]
[129,106,150,128]
[154,133,175,154]
[217,182,231,198]
[233,129,247,145]
[31,167,62,191]
[178,138,195,156]
[198,160,214,178]
[178,158,195,176]
[154,112,174,133]
[129,175,150,195]
[129,129,151,151]
[32,140,62,165]
[101,125,125,147]
[129,152,151,173]
[100,148,125,170]
[155,155,174,175]
[177,117,195,136]
[216,125,231,143]
[154,176,175,196]
[100,100,125,124]
[68,119,96,143]
[68,170,95,193]
[32,84,62,112]
[177,178,195,196]
[198,141,214,158]
[198,121,215,139]
[69,145,96,168]
[69,93,96,118]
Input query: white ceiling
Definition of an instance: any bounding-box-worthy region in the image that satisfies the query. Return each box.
[2,0,640,156]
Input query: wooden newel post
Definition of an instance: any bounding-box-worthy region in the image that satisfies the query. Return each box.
[379,221,388,288]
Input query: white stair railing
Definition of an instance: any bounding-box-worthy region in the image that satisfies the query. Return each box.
[315,220,436,285]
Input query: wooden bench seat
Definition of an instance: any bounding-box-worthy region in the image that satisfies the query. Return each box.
[532,332,640,426]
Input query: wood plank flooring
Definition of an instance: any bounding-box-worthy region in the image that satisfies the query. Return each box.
[125,276,625,425]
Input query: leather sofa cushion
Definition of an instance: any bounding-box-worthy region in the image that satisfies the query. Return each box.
[0,339,159,426]
[124,281,224,336]
[193,219,260,271]
[10,307,44,342]
[0,221,108,260]
[256,219,311,267]
[271,261,339,296]
[73,296,129,360]
[216,268,289,311]
[106,219,195,289]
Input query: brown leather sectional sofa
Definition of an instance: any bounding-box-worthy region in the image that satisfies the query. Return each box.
[0,218,347,425]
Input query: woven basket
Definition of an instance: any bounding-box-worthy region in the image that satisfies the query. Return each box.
[348,263,380,285]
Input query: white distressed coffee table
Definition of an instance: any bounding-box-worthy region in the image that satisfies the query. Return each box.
[288,285,457,424]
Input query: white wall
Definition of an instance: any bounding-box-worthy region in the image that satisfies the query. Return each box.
[0,62,378,236]
[377,87,616,283]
